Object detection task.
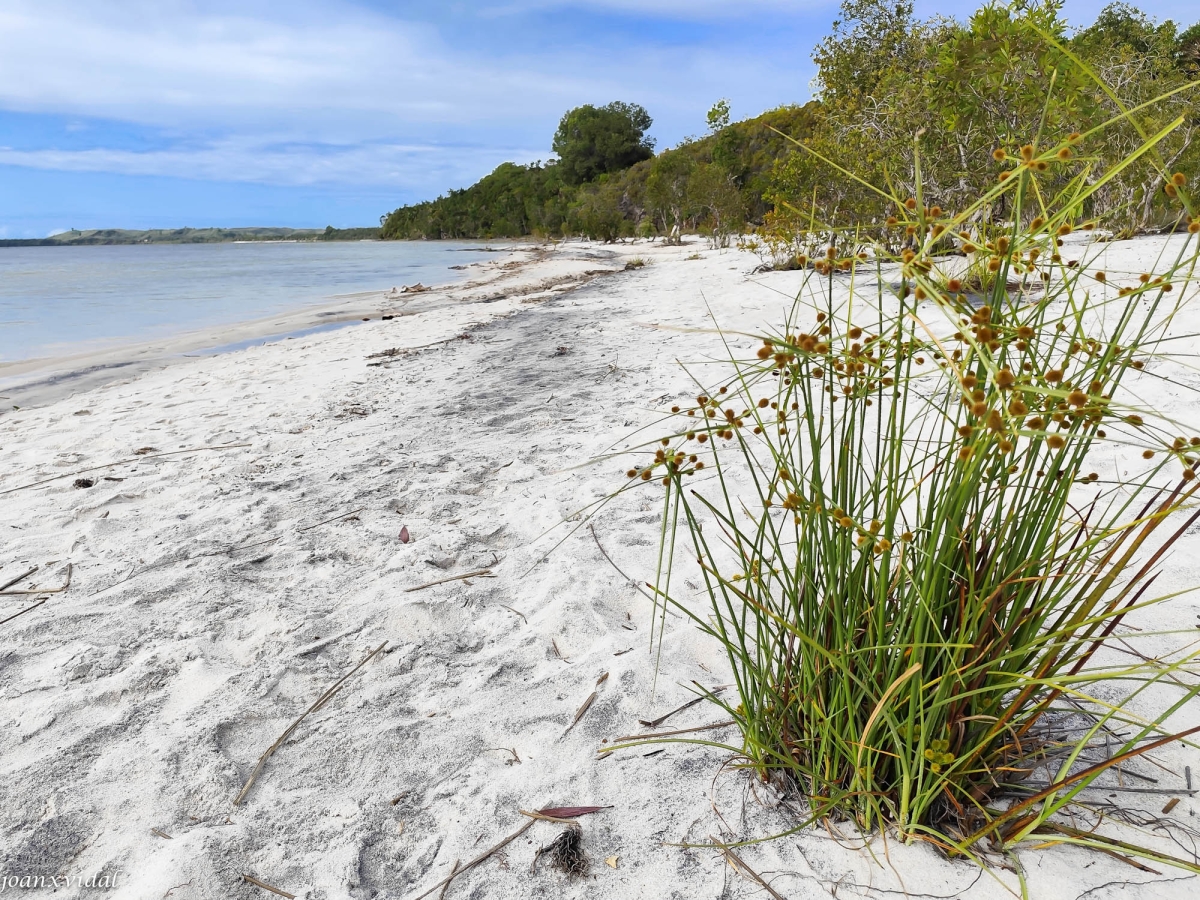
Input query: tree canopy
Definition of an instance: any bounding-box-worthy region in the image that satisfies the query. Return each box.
[551,102,655,186]
[381,1,1199,246]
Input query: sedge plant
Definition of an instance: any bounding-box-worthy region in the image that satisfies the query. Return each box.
[616,108,1200,878]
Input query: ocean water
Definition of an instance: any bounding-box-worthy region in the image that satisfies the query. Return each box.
[0,240,503,363]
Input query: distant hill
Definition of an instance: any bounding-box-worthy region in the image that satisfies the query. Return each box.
[0,225,380,248]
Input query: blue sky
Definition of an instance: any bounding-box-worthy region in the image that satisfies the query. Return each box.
[0,0,1194,237]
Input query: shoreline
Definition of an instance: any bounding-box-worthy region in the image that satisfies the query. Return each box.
[0,244,553,410]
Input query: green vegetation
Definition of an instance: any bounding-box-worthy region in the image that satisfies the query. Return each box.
[379,104,818,242]
[381,0,1198,251]
[0,226,379,248]
[552,101,655,185]
[619,99,1200,881]
[597,0,1200,883]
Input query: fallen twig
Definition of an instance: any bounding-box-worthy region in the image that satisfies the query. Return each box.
[589,524,655,602]
[0,444,250,497]
[563,691,597,737]
[0,598,46,627]
[234,641,387,805]
[437,860,461,900]
[0,566,38,592]
[297,507,365,533]
[610,720,736,744]
[499,604,527,623]
[0,563,72,596]
[404,569,493,593]
[408,819,535,900]
[638,686,724,728]
[150,828,173,840]
[520,806,611,823]
[242,873,296,899]
[713,839,787,900]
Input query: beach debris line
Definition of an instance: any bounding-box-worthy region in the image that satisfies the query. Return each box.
[233,641,388,806]
[241,873,296,899]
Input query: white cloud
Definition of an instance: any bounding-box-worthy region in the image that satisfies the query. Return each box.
[0,2,590,135]
[0,0,816,194]
[0,138,548,190]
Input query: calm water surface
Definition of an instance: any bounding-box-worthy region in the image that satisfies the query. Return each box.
[0,241,501,362]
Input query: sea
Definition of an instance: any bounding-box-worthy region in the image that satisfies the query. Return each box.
[0,240,503,364]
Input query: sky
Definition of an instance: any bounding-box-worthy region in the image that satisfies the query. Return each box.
[0,0,1195,237]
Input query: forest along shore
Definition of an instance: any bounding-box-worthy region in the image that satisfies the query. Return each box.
[1,237,1198,900]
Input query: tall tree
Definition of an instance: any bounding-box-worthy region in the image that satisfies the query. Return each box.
[552,102,655,186]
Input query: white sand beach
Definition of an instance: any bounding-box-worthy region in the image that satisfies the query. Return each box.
[2,237,1199,900]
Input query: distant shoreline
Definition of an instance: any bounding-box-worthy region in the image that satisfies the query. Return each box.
[0,225,381,248]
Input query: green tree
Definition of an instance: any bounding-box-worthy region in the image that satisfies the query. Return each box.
[689,163,744,247]
[551,102,655,186]
[646,150,696,244]
[706,99,731,133]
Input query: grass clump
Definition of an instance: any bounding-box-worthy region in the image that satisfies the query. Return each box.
[619,112,1200,878]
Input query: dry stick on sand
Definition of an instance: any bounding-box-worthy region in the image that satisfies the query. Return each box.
[638,686,725,728]
[234,641,387,806]
[0,443,251,497]
[241,873,296,899]
[0,598,46,627]
[437,861,461,900]
[588,524,680,618]
[610,720,736,745]
[407,819,535,900]
[712,839,787,900]
[0,566,38,592]
[0,563,72,596]
[404,569,494,593]
[562,691,598,737]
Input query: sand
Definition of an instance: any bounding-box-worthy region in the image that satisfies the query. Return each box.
[1,236,1198,899]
